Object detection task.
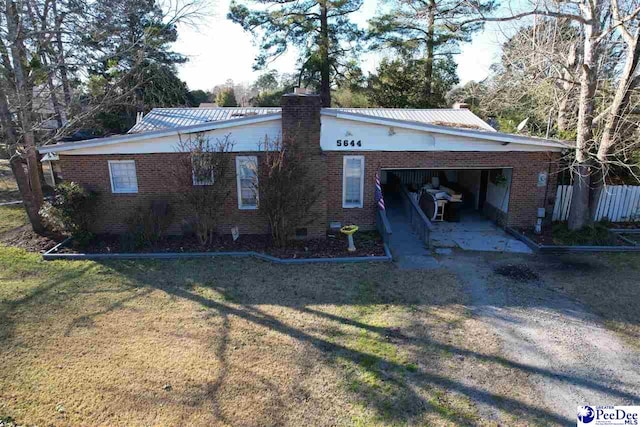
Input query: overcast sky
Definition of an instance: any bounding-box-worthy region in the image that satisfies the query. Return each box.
[173,0,513,91]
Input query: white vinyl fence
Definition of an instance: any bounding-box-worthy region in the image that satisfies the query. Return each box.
[552,185,640,222]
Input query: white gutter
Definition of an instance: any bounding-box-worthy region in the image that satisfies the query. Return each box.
[324,110,571,150]
[39,113,283,154]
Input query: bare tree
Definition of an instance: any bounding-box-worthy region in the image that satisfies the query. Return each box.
[463,0,640,230]
[1,0,47,232]
[174,133,235,245]
[0,0,210,233]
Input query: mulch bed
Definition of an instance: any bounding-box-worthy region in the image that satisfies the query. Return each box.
[518,228,556,245]
[0,225,68,253]
[59,231,386,259]
[518,227,632,247]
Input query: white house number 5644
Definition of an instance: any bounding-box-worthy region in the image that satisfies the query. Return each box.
[337,140,362,147]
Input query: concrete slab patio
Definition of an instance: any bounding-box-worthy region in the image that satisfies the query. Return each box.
[430,211,532,254]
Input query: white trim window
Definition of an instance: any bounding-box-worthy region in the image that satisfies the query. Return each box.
[191,154,215,186]
[236,156,258,209]
[108,160,138,193]
[342,155,364,208]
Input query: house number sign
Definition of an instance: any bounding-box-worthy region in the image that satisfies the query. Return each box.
[336,139,362,147]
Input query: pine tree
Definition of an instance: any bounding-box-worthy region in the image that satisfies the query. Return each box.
[368,0,496,105]
[228,0,364,107]
[84,0,190,132]
[368,56,459,108]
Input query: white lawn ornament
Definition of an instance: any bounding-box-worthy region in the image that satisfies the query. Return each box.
[516,117,530,133]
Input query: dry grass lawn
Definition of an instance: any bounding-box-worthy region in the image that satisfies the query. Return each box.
[0,206,28,235]
[0,160,20,203]
[534,252,640,349]
[0,246,567,426]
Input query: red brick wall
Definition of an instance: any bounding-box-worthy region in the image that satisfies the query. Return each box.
[59,153,269,235]
[326,151,560,229]
[58,96,560,236]
[280,94,327,237]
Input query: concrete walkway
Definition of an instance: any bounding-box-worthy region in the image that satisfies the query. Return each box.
[385,200,439,269]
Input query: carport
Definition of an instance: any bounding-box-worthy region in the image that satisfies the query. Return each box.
[381,167,532,253]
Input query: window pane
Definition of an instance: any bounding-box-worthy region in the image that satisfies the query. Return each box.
[237,156,258,208]
[110,161,138,193]
[346,158,361,176]
[239,158,257,178]
[343,157,363,206]
[241,178,256,205]
[192,154,215,186]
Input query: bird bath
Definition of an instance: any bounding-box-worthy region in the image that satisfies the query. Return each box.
[340,225,359,252]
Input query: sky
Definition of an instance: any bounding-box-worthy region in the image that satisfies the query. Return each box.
[172,0,513,92]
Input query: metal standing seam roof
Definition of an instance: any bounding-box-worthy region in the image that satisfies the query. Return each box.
[40,106,569,154]
[323,108,497,132]
[129,107,496,133]
[128,107,282,133]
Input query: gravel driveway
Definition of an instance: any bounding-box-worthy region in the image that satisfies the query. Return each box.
[440,252,640,425]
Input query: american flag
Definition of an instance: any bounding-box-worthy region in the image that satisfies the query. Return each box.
[375,170,385,210]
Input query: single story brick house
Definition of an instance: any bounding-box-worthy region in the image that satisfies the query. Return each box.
[38,93,567,239]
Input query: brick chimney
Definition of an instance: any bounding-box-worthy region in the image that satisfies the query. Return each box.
[281,92,322,153]
[280,92,327,237]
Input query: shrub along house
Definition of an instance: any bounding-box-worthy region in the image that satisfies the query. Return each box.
[38,92,567,242]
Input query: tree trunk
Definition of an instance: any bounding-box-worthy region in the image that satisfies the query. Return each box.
[42,53,65,128]
[319,0,331,107]
[424,0,435,105]
[9,156,45,233]
[557,41,577,133]
[567,12,599,231]
[588,164,603,220]
[5,0,46,233]
[596,29,639,162]
[0,83,42,231]
[586,27,640,225]
[52,0,72,107]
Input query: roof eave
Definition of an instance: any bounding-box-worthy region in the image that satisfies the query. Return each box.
[324,111,568,150]
[39,113,282,154]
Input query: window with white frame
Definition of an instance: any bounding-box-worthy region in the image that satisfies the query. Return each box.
[342,156,364,208]
[108,160,138,193]
[191,154,215,186]
[236,156,258,209]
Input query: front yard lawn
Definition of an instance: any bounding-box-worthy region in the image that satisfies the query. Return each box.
[0,246,564,426]
[0,160,20,203]
[0,206,28,234]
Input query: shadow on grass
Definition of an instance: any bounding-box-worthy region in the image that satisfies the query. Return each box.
[0,264,93,342]
[90,258,582,425]
[5,255,635,425]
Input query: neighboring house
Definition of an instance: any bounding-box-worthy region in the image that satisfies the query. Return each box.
[31,85,68,131]
[40,153,61,187]
[38,93,567,237]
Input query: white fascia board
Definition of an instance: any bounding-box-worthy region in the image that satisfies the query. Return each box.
[325,111,569,150]
[39,113,282,154]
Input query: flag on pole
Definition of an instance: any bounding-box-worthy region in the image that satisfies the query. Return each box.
[375,171,385,210]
